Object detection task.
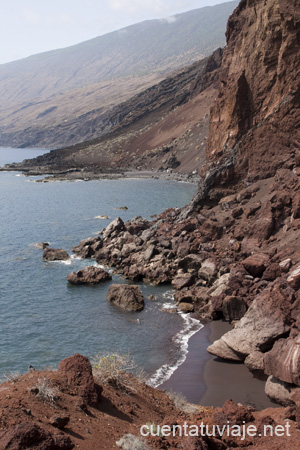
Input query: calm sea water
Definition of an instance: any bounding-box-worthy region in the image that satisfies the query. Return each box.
[0,147,201,384]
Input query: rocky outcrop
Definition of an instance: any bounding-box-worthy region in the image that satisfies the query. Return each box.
[106,284,144,311]
[43,247,70,261]
[0,423,74,450]
[208,280,294,359]
[58,353,102,408]
[67,266,112,285]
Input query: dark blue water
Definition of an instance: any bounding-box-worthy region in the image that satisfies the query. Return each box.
[0,147,201,384]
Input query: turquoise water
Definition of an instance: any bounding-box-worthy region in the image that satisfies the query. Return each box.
[0,147,201,384]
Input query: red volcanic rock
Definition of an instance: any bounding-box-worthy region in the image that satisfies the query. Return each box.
[242,253,270,277]
[106,284,144,311]
[222,399,254,425]
[43,247,70,261]
[206,0,300,182]
[264,337,300,386]
[58,354,102,407]
[67,266,112,285]
[0,422,74,450]
[262,263,282,281]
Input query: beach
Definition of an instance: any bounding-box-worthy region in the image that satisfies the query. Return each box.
[159,320,276,410]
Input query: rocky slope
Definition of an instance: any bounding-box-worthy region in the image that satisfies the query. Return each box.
[0,1,238,149]
[3,49,222,177]
[0,353,299,450]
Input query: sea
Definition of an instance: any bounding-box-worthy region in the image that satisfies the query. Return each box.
[0,147,202,386]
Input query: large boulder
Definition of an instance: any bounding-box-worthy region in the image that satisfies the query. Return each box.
[264,336,300,386]
[171,273,194,290]
[106,284,144,311]
[58,354,102,408]
[242,253,270,277]
[67,266,112,285]
[208,281,294,359]
[265,376,295,406]
[43,247,70,261]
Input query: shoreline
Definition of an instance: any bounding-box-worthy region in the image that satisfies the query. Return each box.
[159,320,276,411]
[0,166,200,185]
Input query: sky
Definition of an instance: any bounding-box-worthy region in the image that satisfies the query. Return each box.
[0,0,235,65]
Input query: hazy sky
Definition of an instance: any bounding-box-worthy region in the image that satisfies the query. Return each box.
[0,0,234,65]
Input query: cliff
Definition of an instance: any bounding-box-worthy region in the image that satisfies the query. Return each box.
[203,0,299,189]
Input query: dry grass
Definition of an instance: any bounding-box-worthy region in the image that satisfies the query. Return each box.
[33,377,59,405]
[166,390,199,414]
[116,433,150,450]
[92,352,137,391]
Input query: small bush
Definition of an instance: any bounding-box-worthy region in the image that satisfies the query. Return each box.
[116,433,150,450]
[92,352,136,389]
[2,371,21,383]
[33,377,59,404]
[166,390,199,414]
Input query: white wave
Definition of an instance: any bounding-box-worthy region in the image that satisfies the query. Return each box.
[147,311,203,388]
[161,302,177,310]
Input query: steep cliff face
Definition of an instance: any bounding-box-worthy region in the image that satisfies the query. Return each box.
[206,0,300,183]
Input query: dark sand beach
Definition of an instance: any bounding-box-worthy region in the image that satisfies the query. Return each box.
[159,320,276,410]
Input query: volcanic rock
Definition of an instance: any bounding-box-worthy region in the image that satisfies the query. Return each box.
[58,354,102,407]
[102,217,125,240]
[67,266,112,285]
[72,236,102,258]
[106,284,144,311]
[0,422,74,450]
[209,281,294,358]
[264,337,300,386]
[265,376,295,407]
[43,247,70,261]
[242,253,270,277]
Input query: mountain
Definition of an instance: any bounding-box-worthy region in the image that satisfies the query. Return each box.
[3,48,222,177]
[0,1,238,149]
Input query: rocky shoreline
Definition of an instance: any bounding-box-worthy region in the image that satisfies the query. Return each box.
[0,165,200,184]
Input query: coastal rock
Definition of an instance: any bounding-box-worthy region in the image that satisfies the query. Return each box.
[106,284,144,311]
[265,376,295,406]
[207,338,244,362]
[171,273,194,290]
[34,242,50,250]
[242,253,270,277]
[67,266,112,285]
[212,281,294,358]
[279,258,292,273]
[244,351,265,372]
[222,295,247,322]
[287,265,300,290]
[208,273,230,297]
[72,236,102,258]
[264,337,300,386]
[102,217,125,240]
[58,354,102,407]
[43,247,70,261]
[0,422,74,450]
[178,302,194,313]
[198,259,217,283]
